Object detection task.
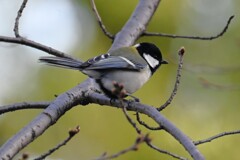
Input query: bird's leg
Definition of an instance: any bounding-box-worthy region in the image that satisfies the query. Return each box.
[112,81,126,98]
[111,81,140,102]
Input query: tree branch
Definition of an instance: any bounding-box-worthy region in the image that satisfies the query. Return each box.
[96,135,149,160]
[158,47,185,111]
[0,101,50,115]
[34,126,80,160]
[136,112,162,130]
[143,15,234,40]
[120,100,142,134]
[90,0,114,39]
[14,0,28,37]
[146,141,187,160]
[110,0,161,50]
[88,92,204,160]
[0,36,73,58]
[0,80,93,159]
[194,130,240,145]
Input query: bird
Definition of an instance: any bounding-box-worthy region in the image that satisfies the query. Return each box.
[39,42,168,99]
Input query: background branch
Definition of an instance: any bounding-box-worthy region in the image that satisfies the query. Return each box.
[143,15,234,40]
[14,0,28,37]
[96,135,149,160]
[34,126,80,160]
[146,141,187,160]
[158,47,185,111]
[194,130,240,145]
[90,0,114,39]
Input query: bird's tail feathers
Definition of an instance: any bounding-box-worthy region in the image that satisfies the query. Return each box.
[39,56,83,70]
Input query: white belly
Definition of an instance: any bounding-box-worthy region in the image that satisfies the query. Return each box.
[101,67,151,94]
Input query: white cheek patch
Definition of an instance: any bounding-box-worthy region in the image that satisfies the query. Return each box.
[143,53,159,68]
[134,43,140,48]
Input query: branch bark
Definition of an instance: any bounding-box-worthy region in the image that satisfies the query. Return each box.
[110,0,160,50]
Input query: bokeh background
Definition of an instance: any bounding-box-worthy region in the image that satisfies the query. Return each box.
[0,0,240,159]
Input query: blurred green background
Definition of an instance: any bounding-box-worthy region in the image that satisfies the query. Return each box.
[0,0,240,159]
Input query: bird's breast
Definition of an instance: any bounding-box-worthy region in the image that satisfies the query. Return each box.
[100,67,152,94]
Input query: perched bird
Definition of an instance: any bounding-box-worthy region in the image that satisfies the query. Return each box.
[39,42,168,98]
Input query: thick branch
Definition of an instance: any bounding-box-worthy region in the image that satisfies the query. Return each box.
[0,80,93,159]
[87,93,204,160]
[110,0,161,50]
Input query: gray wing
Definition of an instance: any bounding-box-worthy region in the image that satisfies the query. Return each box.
[84,56,146,71]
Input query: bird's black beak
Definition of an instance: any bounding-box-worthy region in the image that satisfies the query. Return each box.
[161,60,168,64]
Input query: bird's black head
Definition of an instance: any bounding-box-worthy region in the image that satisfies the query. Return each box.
[134,42,168,73]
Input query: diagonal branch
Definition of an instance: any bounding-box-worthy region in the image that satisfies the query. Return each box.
[88,93,204,160]
[0,36,73,58]
[90,0,114,39]
[143,15,234,40]
[0,80,93,160]
[34,126,80,160]
[194,130,240,145]
[110,0,161,50]
[146,141,187,160]
[14,0,29,37]
[96,135,149,160]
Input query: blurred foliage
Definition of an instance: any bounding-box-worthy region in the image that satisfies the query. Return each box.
[1,0,240,160]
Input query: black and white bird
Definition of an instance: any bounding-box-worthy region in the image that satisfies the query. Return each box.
[39,42,168,98]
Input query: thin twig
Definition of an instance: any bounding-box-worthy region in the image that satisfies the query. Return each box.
[111,82,142,134]
[0,101,50,115]
[194,130,240,145]
[158,47,185,111]
[136,112,163,130]
[14,0,28,37]
[96,135,149,160]
[146,141,187,160]
[143,15,234,40]
[34,126,80,160]
[90,0,114,39]
[0,36,73,58]
[120,100,142,134]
